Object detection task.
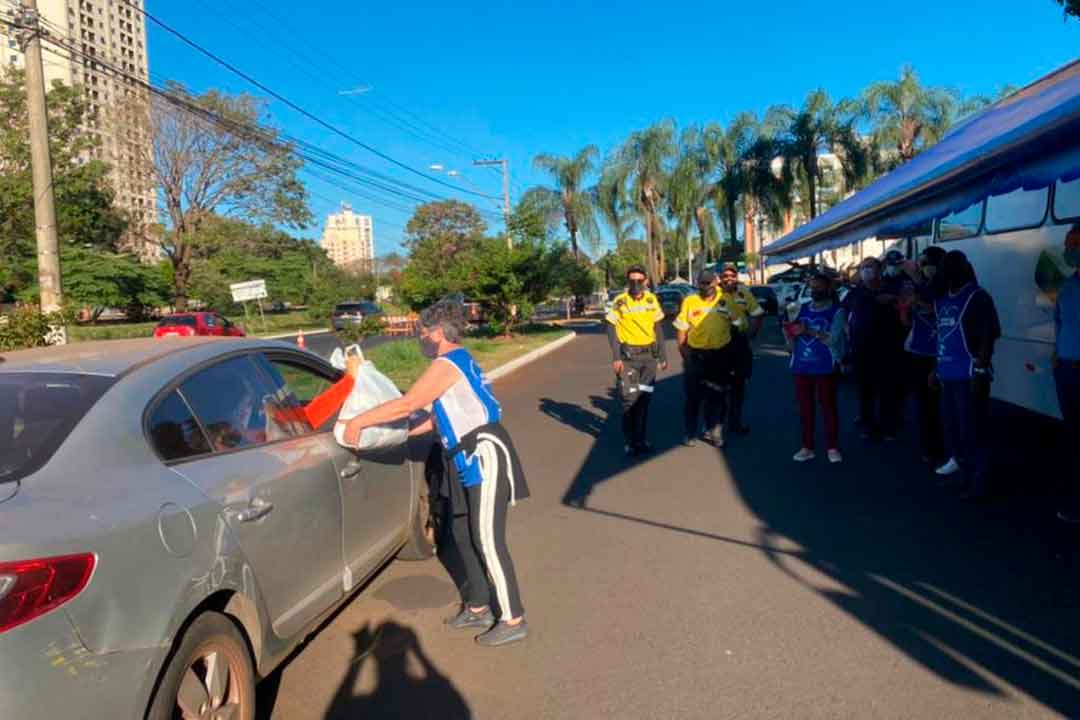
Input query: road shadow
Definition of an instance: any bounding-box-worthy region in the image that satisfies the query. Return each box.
[322,621,470,720]
[561,325,1080,715]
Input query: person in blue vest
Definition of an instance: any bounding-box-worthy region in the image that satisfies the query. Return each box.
[342,298,531,647]
[1054,224,1080,523]
[902,246,948,468]
[787,271,848,463]
[933,250,1001,501]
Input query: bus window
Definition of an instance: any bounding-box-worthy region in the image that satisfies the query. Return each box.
[936,201,983,241]
[1053,176,1080,223]
[984,186,1049,233]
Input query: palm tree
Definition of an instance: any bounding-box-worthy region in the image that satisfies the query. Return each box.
[521,146,600,258]
[615,121,676,281]
[862,66,958,170]
[769,90,869,220]
[593,160,638,249]
[667,126,721,272]
[739,133,792,275]
[706,114,758,254]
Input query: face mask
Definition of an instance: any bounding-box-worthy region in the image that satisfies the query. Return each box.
[699,285,716,299]
[419,334,440,359]
[628,279,646,296]
[810,290,828,302]
[1066,248,1080,268]
[860,268,878,283]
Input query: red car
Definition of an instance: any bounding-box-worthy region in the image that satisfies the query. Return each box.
[153,312,246,338]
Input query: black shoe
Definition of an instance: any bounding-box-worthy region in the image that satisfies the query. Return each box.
[635,442,654,455]
[445,606,495,630]
[624,443,638,457]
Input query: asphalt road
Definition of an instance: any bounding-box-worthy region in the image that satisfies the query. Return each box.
[257,323,1080,719]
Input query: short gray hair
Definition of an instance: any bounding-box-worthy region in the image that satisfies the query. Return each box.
[419,298,467,343]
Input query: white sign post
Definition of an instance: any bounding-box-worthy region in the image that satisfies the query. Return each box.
[230,280,269,333]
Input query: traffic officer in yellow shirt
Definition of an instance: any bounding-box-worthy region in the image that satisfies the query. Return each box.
[606,265,668,456]
[675,269,735,448]
[720,263,765,435]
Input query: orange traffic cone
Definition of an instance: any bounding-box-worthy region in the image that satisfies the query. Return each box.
[297,328,306,349]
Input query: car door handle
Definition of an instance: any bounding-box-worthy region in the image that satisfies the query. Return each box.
[227,497,274,523]
[339,460,364,480]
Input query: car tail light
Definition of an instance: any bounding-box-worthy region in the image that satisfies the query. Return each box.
[0,553,96,633]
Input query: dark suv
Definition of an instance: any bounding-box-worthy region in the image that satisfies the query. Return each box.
[331,301,383,331]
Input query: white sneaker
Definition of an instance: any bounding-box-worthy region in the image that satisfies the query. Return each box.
[935,457,960,476]
[827,449,843,464]
[793,448,816,462]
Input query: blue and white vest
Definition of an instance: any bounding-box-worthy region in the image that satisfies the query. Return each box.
[433,348,502,487]
[790,303,840,376]
[935,283,979,381]
[905,297,938,357]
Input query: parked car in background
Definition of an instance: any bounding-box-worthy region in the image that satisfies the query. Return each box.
[153,312,245,339]
[0,338,440,719]
[331,301,384,332]
[655,285,694,318]
[749,286,779,316]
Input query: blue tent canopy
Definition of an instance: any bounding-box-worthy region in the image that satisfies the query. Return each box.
[763,60,1080,263]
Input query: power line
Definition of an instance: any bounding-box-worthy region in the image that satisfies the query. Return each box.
[120,0,500,202]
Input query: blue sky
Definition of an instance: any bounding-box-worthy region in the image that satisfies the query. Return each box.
[147,0,1079,256]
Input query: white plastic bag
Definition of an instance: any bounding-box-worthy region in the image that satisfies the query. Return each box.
[331,345,409,451]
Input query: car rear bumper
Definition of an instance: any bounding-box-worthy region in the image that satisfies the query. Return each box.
[0,609,162,718]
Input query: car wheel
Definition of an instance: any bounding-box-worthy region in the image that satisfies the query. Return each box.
[398,449,444,560]
[146,612,255,720]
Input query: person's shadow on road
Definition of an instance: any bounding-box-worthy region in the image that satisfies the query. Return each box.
[323,621,470,720]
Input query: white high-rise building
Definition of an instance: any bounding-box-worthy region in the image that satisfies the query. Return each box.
[322,203,375,271]
[1,0,156,257]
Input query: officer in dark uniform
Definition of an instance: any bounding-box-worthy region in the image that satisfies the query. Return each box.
[606,265,668,456]
[719,263,765,434]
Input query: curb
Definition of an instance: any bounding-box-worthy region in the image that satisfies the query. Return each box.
[486,331,578,383]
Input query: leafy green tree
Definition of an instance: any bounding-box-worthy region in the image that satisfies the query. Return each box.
[614,121,677,280]
[862,66,960,169]
[58,247,171,320]
[668,126,722,265]
[399,200,487,308]
[1056,0,1080,19]
[703,115,759,252]
[0,67,128,298]
[592,160,637,249]
[521,146,600,259]
[768,90,868,219]
[152,84,311,310]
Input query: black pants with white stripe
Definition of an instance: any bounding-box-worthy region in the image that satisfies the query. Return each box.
[617,347,657,448]
[447,457,524,621]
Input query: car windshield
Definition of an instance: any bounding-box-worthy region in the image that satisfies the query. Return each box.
[159,316,198,327]
[0,373,115,484]
[334,303,378,314]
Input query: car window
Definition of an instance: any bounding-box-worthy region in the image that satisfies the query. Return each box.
[158,316,197,327]
[985,186,1049,233]
[204,314,218,327]
[1054,177,1080,222]
[147,390,211,461]
[937,200,984,241]
[255,354,340,433]
[179,355,285,452]
[0,373,114,484]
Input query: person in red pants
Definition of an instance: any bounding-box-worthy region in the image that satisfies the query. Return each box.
[786,272,848,463]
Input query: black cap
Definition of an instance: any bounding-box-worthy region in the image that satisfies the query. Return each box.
[719,262,738,274]
[697,269,717,285]
[884,249,904,265]
[626,264,648,279]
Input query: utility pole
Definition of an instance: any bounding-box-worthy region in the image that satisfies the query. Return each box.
[18,0,65,343]
[474,158,511,248]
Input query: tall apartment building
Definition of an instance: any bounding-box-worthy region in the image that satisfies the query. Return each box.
[1,0,157,258]
[322,203,375,272]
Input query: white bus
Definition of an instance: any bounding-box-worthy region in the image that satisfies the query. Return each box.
[763,59,1080,420]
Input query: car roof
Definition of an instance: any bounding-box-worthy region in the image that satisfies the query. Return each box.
[0,337,278,377]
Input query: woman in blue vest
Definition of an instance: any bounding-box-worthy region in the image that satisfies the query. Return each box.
[903,246,948,468]
[788,272,848,463]
[933,251,1001,501]
[343,298,530,647]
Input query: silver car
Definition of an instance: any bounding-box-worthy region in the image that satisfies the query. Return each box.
[0,337,440,719]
